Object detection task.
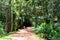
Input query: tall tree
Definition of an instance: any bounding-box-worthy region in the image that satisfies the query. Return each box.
[5,0,11,33]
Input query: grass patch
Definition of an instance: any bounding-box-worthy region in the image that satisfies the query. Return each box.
[0,33,13,40]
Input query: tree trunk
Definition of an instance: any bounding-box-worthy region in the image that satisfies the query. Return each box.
[5,5,11,33]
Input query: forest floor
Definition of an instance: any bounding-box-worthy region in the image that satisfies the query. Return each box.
[10,27,40,40]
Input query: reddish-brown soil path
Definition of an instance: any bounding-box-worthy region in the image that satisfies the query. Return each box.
[10,27,40,40]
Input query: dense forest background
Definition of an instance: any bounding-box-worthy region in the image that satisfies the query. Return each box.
[0,0,60,40]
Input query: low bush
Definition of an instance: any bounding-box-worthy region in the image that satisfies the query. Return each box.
[0,21,5,36]
[33,22,60,40]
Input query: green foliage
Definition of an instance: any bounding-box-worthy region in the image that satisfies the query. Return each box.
[33,22,60,40]
[0,21,3,28]
[0,0,60,40]
[0,21,5,34]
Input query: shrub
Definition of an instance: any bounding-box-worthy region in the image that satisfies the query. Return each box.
[33,22,60,40]
[0,21,5,34]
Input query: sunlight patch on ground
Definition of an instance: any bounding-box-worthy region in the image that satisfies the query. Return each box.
[11,27,40,40]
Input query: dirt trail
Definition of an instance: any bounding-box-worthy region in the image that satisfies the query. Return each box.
[10,27,40,40]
